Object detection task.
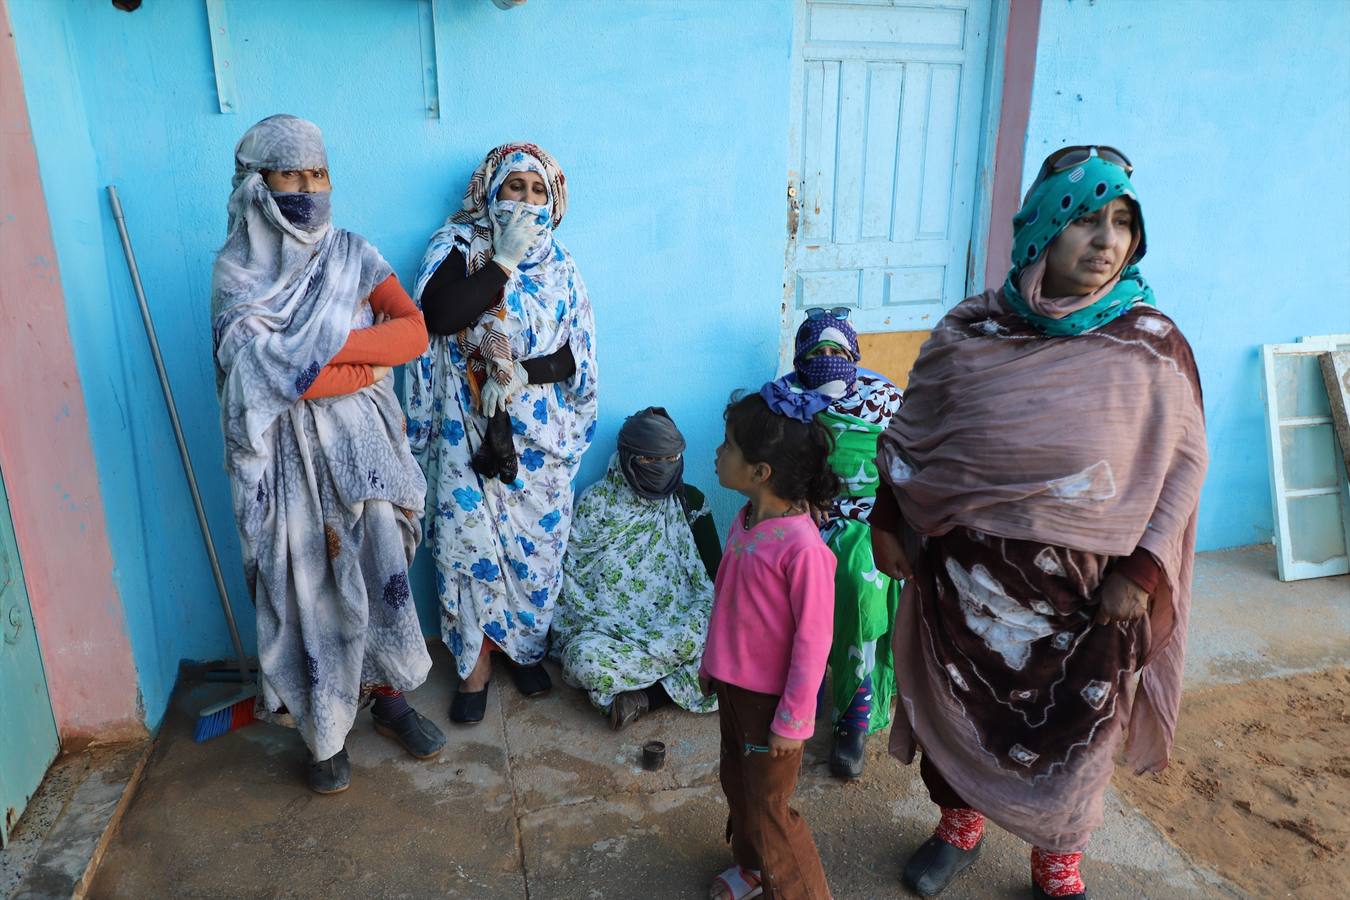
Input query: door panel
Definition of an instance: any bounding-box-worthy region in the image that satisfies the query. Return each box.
[785,0,993,341]
[0,465,60,846]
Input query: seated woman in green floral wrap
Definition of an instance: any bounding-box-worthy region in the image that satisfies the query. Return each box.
[551,408,722,730]
[759,309,903,781]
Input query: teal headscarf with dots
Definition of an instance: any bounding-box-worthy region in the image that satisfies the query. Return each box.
[1002,156,1154,336]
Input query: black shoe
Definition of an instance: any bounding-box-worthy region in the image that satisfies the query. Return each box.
[1033,883,1087,900]
[609,690,650,731]
[373,707,446,759]
[507,662,552,697]
[829,726,866,780]
[450,682,489,724]
[307,748,351,795]
[902,834,983,897]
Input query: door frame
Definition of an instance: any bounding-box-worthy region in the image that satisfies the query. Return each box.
[779,0,1041,370]
[0,0,145,744]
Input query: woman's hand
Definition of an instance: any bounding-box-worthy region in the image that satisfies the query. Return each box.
[371,365,392,383]
[768,732,803,759]
[1094,572,1150,625]
[480,362,529,417]
[871,527,913,581]
[491,204,545,273]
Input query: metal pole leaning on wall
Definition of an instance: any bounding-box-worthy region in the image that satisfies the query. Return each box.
[106,185,251,681]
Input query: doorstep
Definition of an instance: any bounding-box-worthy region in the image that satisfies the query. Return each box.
[3,741,151,900]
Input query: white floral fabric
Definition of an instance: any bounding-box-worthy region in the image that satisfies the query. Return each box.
[551,456,717,713]
[404,149,597,677]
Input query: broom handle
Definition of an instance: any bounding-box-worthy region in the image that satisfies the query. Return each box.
[106,185,251,678]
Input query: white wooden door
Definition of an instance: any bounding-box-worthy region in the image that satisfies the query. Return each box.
[782,0,995,357]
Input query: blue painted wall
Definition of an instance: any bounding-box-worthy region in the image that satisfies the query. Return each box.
[9,0,792,728]
[1023,0,1350,551]
[14,0,1349,729]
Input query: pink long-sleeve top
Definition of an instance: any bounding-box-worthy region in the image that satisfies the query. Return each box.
[699,507,836,739]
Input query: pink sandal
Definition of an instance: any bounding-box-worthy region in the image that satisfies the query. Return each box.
[709,865,763,900]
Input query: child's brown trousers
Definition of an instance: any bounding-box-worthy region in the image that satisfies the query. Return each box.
[715,681,831,899]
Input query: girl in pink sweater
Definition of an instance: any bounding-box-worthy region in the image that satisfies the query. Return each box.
[702,391,839,900]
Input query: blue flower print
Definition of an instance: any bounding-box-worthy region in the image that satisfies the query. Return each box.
[519,274,540,296]
[303,649,320,686]
[553,244,564,263]
[382,572,410,610]
[518,610,536,629]
[510,416,527,435]
[533,398,549,425]
[471,558,501,582]
[419,356,433,380]
[525,328,537,352]
[521,448,545,472]
[440,419,465,445]
[555,300,566,322]
[436,570,447,597]
[483,620,507,643]
[447,627,463,656]
[453,487,482,512]
[510,559,530,581]
[584,420,597,443]
[504,610,515,630]
[517,535,536,557]
[540,510,561,533]
[528,588,550,609]
[294,361,321,396]
[507,291,523,314]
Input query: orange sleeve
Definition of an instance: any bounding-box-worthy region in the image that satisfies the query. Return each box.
[330,275,429,366]
[301,363,375,400]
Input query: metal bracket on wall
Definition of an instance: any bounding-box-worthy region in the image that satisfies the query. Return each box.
[205,0,238,114]
[417,0,442,118]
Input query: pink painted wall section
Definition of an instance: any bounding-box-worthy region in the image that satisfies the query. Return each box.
[0,4,144,742]
[984,0,1042,288]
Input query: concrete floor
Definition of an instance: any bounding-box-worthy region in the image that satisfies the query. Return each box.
[86,545,1345,899]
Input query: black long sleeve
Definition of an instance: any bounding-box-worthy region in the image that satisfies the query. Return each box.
[420,248,508,335]
[521,344,576,384]
[421,246,576,383]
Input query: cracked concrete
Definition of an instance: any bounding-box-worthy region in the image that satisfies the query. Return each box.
[84,545,1344,898]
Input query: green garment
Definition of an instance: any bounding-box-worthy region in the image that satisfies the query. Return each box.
[818,408,884,499]
[551,456,719,715]
[1003,155,1155,336]
[684,485,723,583]
[816,407,898,734]
[826,517,900,734]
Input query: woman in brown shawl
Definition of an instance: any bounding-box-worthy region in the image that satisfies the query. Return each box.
[871,146,1207,899]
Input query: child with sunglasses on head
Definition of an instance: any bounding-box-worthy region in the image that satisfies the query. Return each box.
[701,390,839,900]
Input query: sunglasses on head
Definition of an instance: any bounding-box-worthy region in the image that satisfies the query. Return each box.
[804,306,851,321]
[1029,145,1133,196]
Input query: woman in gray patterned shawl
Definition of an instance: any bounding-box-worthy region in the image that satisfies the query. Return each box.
[212,115,445,794]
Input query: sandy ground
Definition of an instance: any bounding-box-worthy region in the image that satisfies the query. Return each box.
[1117,668,1350,899]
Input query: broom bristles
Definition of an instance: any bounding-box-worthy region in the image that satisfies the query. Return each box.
[193,696,257,742]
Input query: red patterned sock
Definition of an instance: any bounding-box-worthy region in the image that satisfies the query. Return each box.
[1031,846,1085,896]
[934,806,985,850]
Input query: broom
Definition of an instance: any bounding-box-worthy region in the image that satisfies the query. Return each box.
[107,185,257,741]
